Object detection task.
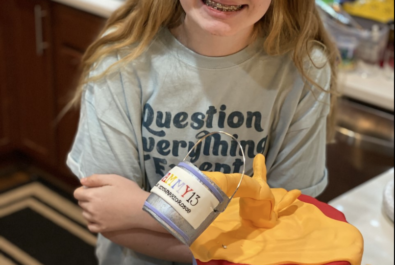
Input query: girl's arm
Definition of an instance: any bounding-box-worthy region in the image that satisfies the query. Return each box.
[74,175,193,262]
[69,79,192,261]
[74,174,168,234]
[102,228,193,263]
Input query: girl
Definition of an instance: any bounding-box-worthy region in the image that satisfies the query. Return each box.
[71,0,339,264]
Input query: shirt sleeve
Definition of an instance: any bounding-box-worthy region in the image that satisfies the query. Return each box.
[66,80,145,187]
[267,51,332,197]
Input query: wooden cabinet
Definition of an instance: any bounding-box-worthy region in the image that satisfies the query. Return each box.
[0,16,10,153]
[0,32,12,154]
[1,0,106,186]
[52,3,105,176]
[12,0,56,165]
[0,1,16,155]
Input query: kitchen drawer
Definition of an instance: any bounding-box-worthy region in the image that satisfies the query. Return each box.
[52,3,106,51]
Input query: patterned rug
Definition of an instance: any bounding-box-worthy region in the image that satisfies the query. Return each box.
[0,181,97,265]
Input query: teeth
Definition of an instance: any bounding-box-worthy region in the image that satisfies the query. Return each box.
[204,0,243,12]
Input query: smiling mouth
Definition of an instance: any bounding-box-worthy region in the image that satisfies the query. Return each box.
[203,0,245,12]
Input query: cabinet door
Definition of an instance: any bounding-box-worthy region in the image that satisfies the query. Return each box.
[0,27,11,153]
[12,0,56,165]
[0,1,17,154]
[52,3,106,177]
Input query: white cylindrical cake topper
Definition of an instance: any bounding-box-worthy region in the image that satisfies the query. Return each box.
[143,131,246,245]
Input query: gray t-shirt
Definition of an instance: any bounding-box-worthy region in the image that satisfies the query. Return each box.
[67,28,331,265]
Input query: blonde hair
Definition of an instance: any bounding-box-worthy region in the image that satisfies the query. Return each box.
[72,0,339,141]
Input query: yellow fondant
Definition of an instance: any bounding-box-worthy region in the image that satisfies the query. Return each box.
[191,154,364,265]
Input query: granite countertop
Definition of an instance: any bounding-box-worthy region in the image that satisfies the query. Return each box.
[339,65,394,111]
[52,0,124,18]
[330,169,394,265]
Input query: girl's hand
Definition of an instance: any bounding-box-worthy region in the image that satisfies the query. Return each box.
[73,175,149,233]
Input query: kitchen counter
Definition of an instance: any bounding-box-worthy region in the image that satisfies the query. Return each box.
[329,169,394,265]
[52,0,123,18]
[339,65,394,112]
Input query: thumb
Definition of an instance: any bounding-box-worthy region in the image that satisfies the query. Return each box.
[81,175,110,188]
[252,154,267,182]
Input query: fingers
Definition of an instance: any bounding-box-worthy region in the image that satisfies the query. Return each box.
[81,174,112,188]
[78,200,89,209]
[87,222,104,234]
[74,184,107,233]
[252,154,267,182]
[74,179,111,202]
[81,210,95,223]
[78,201,95,222]
[85,219,106,233]
[275,189,302,214]
[73,186,91,201]
[80,209,104,233]
[77,201,108,233]
[87,222,99,233]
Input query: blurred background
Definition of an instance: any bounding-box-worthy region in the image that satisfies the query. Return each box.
[0,0,393,264]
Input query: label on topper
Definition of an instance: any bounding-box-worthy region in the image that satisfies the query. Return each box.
[151,166,220,229]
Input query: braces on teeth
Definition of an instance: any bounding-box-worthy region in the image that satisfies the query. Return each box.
[205,0,243,12]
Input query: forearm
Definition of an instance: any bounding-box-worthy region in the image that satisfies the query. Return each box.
[75,175,170,234]
[133,190,170,234]
[102,229,193,263]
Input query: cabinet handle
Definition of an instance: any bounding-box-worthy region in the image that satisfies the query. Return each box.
[34,5,49,56]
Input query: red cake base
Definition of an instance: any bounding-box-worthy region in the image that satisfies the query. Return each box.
[194,195,350,265]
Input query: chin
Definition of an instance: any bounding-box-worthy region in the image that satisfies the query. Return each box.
[201,23,236,37]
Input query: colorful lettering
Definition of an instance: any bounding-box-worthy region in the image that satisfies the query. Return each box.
[171,179,186,192]
[161,172,171,183]
[166,174,178,186]
[181,185,194,198]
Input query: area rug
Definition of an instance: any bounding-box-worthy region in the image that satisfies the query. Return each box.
[0,181,97,265]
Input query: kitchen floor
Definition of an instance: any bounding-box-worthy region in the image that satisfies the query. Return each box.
[0,166,97,265]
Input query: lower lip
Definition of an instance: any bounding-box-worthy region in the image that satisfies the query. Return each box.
[201,0,245,19]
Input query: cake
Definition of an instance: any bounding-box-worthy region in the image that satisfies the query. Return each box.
[145,154,364,265]
[192,194,358,265]
[190,154,363,265]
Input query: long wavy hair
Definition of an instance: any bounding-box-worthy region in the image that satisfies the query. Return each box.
[71,0,339,142]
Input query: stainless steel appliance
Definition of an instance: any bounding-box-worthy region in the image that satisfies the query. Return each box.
[318,97,394,202]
